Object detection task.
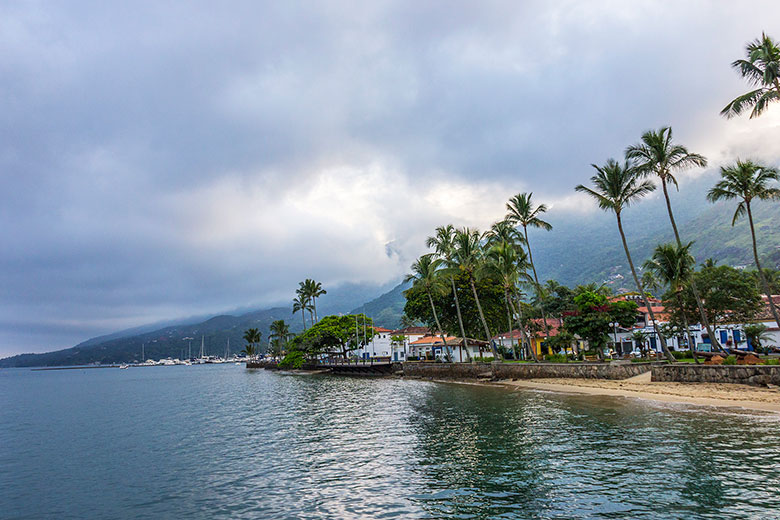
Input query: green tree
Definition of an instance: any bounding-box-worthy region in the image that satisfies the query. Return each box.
[707,159,780,329]
[403,271,505,352]
[404,254,451,360]
[505,192,553,342]
[292,294,310,332]
[294,314,374,360]
[721,33,780,119]
[564,291,638,359]
[242,328,261,360]
[298,279,327,323]
[676,265,763,340]
[268,320,292,358]
[452,227,498,357]
[743,323,775,353]
[483,242,537,361]
[575,158,675,362]
[643,243,700,362]
[426,224,471,357]
[625,126,720,351]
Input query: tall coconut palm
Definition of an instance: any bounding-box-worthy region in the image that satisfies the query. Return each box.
[426,224,471,360]
[484,242,538,361]
[575,159,675,362]
[268,320,292,357]
[452,227,499,359]
[404,254,451,360]
[625,127,722,351]
[292,294,309,331]
[505,192,553,344]
[485,219,526,248]
[643,242,700,363]
[299,279,327,323]
[706,159,780,329]
[721,32,780,119]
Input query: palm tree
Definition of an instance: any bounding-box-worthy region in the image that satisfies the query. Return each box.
[452,227,499,359]
[268,320,292,358]
[292,294,309,331]
[426,224,471,360]
[404,255,451,361]
[721,33,780,119]
[575,159,675,362]
[485,219,526,248]
[299,279,327,323]
[483,242,538,361]
[625,126,722,351]
[505,192,553,343]
[241,343,256,360]
[242,328,261,360]
[706,159,780,329]
[643,242,700,363]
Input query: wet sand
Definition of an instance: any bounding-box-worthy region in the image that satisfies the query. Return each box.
[496,372,780,413]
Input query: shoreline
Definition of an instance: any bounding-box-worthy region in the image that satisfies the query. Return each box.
[414,373,780,414]
[493,375,780,414]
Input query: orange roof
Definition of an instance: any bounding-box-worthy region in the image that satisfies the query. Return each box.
[373,327,393,333]
[409,335,458,345]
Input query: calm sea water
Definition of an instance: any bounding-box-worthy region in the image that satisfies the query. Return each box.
[1,365,779,520]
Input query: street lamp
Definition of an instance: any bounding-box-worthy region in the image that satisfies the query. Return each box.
[609,322,619,355]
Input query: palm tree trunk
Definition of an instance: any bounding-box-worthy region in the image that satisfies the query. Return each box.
[661,180,724,353]
[450,276,471,361]
[747,202,780,328]
[469,275,498,359]
[427,290,451,361]
[313,299,318,323]
[616,212,675,363]
[510,292,539,362]
[504,289,519,360]
[524,225,552,344]
[677,292,699,364]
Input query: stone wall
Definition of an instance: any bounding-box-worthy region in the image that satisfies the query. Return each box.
[652,364,780,386]
[403,361,653,381]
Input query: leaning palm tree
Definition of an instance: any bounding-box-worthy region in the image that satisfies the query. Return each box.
[626,126,721,351]
[268,320,292,357]
[426,224,471,360]
[575,159,675,362]
[721,32,780,119]
[452,227,499,359]
[707,159,780,328]
[292,294,309,332]
[643,242,700,363]
[505,192,553,343]
[483,242,538,361]
[404,254,451,360]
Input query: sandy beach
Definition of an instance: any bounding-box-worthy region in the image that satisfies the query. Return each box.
[496,372,780,413]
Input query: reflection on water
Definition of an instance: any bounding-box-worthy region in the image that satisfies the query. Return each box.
[0,367,778,519]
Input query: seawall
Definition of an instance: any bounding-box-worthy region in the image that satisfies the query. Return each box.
[402,361,653,381]
[652,364,780,386]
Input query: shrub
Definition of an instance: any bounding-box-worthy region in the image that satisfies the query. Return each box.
[406,356,420,361]
[472,356,494,363]
[763,358,779,365]
[722,355,737,365]
[278,350,305,369]
[671,351,690,360]
[544,353,569,363]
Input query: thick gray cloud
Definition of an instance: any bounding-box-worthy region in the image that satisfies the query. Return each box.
[2,1,779,356]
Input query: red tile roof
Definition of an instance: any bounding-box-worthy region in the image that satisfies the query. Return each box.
[409,335,458,345]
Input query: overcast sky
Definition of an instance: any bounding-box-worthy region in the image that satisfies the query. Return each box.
[2,1,779,356]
